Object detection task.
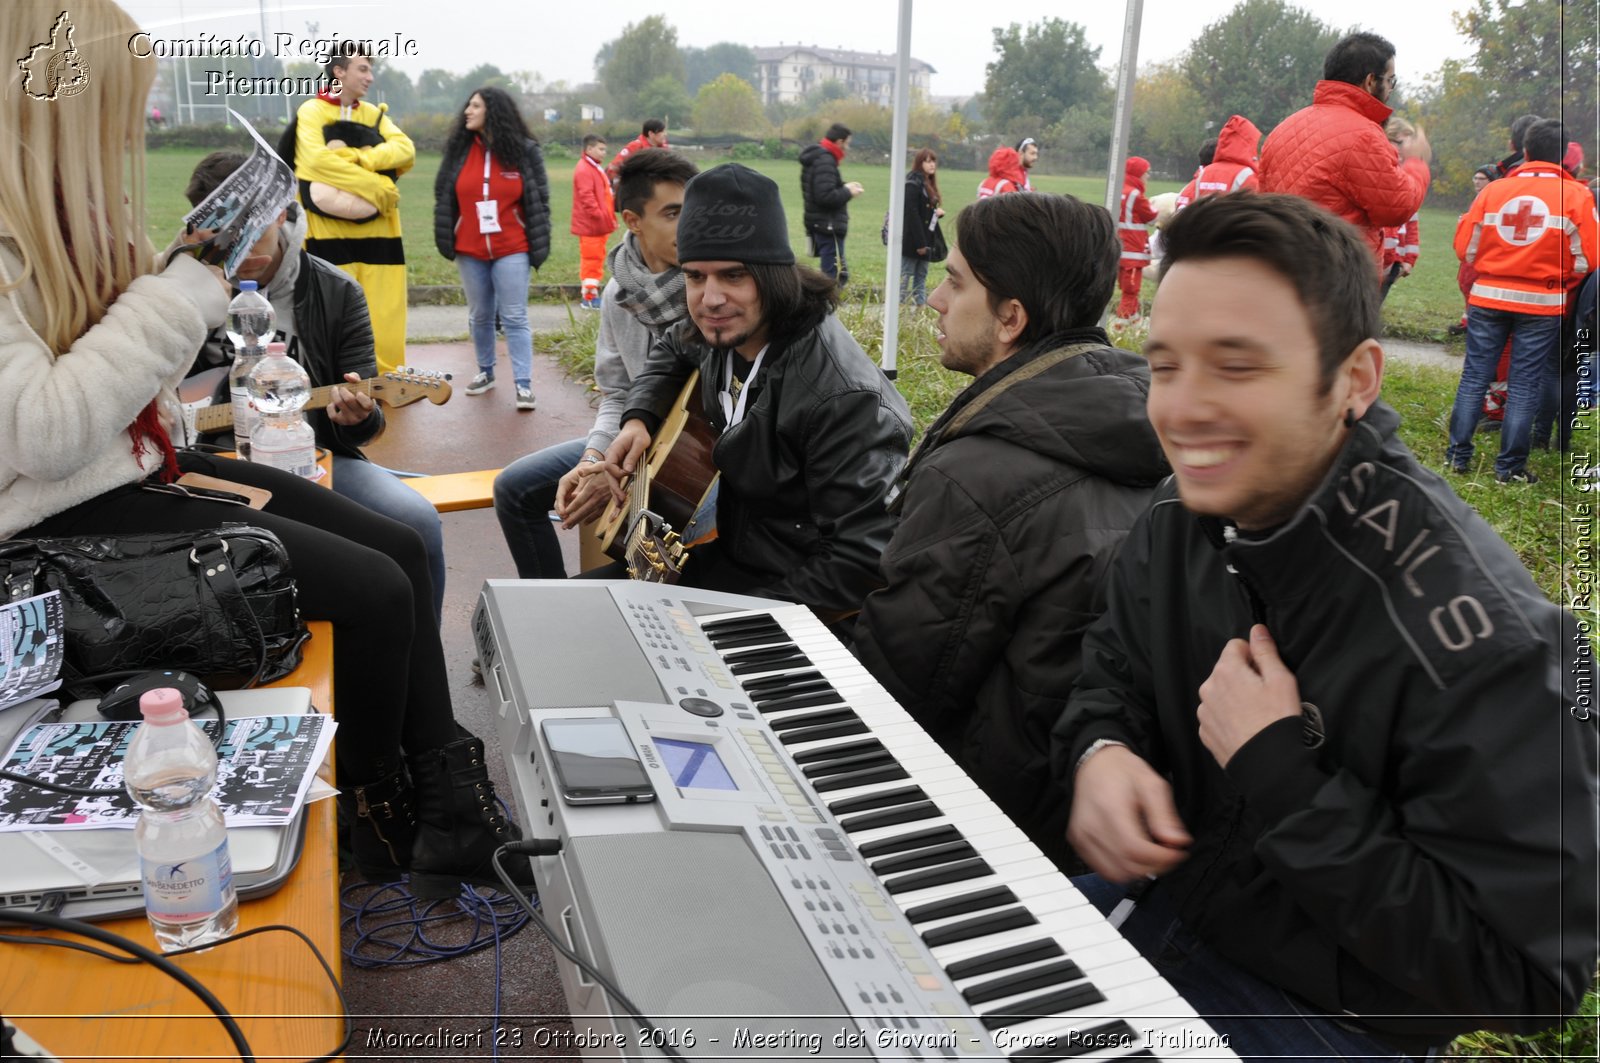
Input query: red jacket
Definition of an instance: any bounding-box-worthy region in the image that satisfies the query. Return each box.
[1119,161,1158,265]
[452,138,529,260]
[1455,161,1598,315]
[570,154,616,237]
[1180,115,1261,209]
[1381,214,1420,270]
[978,147,1028,198]
[607,133,662,183]
[1259,80,1430,267]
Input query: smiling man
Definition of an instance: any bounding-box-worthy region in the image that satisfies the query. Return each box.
[606,163,911,621]
[1053,192,1597,1057]
[853,192,1166,866]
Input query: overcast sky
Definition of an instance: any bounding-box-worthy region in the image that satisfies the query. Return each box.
[118,0,1481,98]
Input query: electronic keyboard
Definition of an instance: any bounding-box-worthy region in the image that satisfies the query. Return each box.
[473,581,1237,1061]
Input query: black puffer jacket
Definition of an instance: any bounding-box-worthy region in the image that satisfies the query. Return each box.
[432,135,551,268]
[853,332,1166,865]
[798,143,853,236]
[623,314,912,617]
[1053,400,1599,1047]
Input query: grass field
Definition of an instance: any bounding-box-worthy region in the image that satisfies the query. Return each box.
[145,148,1467,343]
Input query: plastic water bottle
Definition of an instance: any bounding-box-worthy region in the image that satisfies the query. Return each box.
[124,687,238,952]
[247,341,318,478]
[226,281,274,460]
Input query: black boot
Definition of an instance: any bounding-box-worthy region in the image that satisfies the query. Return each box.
[407,733,534,900]
[335,760,416,883]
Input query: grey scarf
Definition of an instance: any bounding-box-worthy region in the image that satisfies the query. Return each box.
[607,232,686,330]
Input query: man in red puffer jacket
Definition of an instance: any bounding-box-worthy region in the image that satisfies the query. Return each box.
[1260,32,1431,272]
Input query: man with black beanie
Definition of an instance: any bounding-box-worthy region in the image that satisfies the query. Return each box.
[605,163,912,622]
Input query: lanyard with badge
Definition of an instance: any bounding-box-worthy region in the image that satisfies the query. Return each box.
[719,346,768,428]
[475,147,502,233]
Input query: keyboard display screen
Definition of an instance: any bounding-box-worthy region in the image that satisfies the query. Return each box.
[656,739,737,791]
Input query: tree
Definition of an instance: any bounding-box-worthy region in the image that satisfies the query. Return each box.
[1181,0,1341,133]
[692,74,767,136]
[983,19,1109,130]
[1130,63,1211,178]
[1416,0,1597,198]
[805,79,850,107]
[456,64,513,96]
[597,16,686,119]
[683,43,758,95]
[415,68,461,114]
[635,75,694,128]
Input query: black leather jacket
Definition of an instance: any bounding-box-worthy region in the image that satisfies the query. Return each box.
[1053,401,1599,1047]
[432,136,551,269]
[196,251,383,459]
[798,144,853,235]
[623,314,912,616]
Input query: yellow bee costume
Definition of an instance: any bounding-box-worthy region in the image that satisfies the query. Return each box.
[284,93,414,374]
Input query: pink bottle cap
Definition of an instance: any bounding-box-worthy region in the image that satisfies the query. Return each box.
[139,687,188,723]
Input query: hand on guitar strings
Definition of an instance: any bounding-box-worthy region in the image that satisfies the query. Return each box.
[327,372,376,426]
[602,421,654,505]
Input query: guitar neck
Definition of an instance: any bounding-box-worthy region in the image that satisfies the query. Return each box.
[192,380,366,434]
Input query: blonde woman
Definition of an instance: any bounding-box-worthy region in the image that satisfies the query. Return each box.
[0,0,531,900]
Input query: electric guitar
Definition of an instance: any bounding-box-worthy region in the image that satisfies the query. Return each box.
[594,371,720,584]
[177,366,452,442]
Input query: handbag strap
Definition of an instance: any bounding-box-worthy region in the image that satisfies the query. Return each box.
[190,537,271,688]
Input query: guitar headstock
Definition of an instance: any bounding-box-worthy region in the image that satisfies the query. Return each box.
[369,366,453,407]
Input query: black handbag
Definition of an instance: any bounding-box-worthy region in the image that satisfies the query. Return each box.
[0,524,310,690]
[928,222,949,263]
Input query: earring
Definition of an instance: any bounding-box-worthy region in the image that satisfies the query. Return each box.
[1344,409,1357,428]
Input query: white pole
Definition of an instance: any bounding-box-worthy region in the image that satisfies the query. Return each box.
[880,0,914,380]
[1104,0,1144,215]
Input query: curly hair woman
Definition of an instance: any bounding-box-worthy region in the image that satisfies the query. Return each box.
[433,86,551,410]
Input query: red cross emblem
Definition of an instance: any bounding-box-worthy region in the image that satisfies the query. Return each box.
[1494,196,1548,245]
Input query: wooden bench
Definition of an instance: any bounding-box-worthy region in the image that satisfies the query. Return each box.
[405,468,500,513]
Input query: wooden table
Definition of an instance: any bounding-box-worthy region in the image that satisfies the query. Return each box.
[0,623,344,1063]
[2,456,347,1061]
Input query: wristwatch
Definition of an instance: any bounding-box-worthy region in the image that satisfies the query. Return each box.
[582,452,603,464]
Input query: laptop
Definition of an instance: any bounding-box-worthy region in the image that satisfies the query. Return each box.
[0,687,321,922]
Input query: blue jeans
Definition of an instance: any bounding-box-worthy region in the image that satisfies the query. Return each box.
[1446,307,1562,476]
[330,455,446,626]
[456,252,532,386]
[493,438,586,578]
[1073,875,1431,1062]
[816,230,849,286]
[899,255,929,305]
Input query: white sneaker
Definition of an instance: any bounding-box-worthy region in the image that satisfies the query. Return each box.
[465,372,495,395]
[515,386,536,411]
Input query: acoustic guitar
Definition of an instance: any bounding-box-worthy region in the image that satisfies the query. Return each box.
[594,371,720,584]
[177,366,452,441]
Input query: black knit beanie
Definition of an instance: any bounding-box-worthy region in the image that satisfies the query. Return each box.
[677,163,795,266]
